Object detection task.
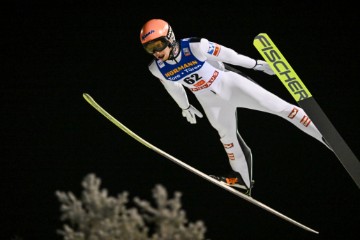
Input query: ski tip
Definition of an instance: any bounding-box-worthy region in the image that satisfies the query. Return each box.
[255,32,268,38]
[83,93,95,104]
[83,93,91,100]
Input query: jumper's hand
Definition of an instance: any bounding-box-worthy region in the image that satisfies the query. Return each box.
[253,60,275,75]
[182,105,203,124]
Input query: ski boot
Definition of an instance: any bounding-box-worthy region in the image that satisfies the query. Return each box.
[210,170,254,196]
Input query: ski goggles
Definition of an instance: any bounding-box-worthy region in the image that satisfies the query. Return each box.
[143,37,169,54]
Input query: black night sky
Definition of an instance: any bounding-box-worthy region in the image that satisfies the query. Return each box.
[3,1,360,239]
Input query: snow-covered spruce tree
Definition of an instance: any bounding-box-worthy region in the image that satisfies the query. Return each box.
[134,184,206,240]
[55,173,207,240]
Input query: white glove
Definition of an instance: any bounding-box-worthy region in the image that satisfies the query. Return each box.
[182,105,203,124]
[253,60,275,75]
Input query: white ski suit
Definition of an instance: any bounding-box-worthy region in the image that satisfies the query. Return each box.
[148,37,328,188]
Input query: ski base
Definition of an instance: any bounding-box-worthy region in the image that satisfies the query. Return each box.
[83,93,319,234]
[253,33,360,189]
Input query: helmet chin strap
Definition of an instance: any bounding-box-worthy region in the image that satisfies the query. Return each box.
[168,41,180,63]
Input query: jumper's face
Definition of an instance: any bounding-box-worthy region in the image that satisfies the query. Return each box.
[152,46,171,61]
[143,37,171,61]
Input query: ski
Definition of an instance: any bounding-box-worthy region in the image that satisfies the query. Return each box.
[253,33,360,189]
[83,93,318,234]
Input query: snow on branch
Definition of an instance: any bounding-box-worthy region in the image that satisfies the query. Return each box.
[55,173,207,240]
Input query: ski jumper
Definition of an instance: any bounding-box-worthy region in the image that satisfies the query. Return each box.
[148,37,327,188]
